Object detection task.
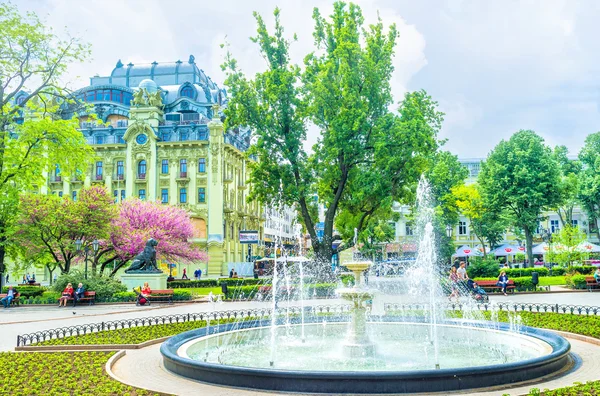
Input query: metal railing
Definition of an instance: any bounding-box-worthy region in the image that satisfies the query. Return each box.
[383,302,600,316]
[16,305,351,347]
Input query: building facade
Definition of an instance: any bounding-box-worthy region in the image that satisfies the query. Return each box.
[41,57,262,276]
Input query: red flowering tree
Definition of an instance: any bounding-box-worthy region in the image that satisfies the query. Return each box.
[101,199,206,276]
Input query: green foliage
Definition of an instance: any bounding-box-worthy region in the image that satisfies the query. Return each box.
[467,257,500,278]
[528,381,600,396]
[578,133,600,233]
[566,265,596,275]
[0,351,161,395]
[479,130,562,267]
[168,278,265,288]
[565,274,588,289]
[306,283,337,298]
[552,145,583,228]
[551,266,567,276]
[52,270,126,300]
[339,274,355,286]
[1,285,44,297]
[546,225,587,266]
[504,267,549,278]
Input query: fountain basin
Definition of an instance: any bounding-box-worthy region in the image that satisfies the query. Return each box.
[161,317,571,394]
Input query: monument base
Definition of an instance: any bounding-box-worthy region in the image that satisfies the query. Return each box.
[120,272,167,291]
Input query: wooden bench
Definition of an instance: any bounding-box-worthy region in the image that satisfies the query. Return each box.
[143,289,174,305]
[0,292,20,306]
[476,280,516,293]
[586,276,600,292]
[58,291,96,307]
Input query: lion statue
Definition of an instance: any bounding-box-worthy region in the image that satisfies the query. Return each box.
[125,238,159,273]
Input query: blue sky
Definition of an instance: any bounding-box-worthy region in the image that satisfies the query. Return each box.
[22,0,600,157]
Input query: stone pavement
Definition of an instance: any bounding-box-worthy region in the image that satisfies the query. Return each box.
[110,337,600,396]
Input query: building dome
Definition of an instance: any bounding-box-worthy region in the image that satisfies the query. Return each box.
[138,79,158,93]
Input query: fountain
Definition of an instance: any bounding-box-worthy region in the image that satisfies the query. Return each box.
[336,261,375,358]
[161,178,572,394]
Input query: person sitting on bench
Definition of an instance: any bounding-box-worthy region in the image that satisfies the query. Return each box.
[497,271,509,296]
[74,283,85,303]
[1,286,17,308]
[59,283,74,307]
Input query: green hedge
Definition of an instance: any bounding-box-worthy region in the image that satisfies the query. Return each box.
[2,285,45,298]
[528,381,600,396]
[473,276,536,291]
[222,283,338,300]
[504,267,549,278]
[550,266,567,276]
[565,274,588,289]
[53,271,127,300]
[168,278,265,289]
[567,265,596,275]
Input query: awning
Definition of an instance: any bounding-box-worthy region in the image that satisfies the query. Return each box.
[578,241,600,253]
[532,242,550,255]
[453,245,483,257]
[491,244,524,256]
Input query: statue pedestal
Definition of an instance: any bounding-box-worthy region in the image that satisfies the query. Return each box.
[120,272,167,291]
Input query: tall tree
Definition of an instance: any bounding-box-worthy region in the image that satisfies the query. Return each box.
[0,3,91,287]
[452,183,507,255]
[479,130,561,267]
[552,145,582,227]
[12,186,115,274]
[578,132,600,232]
[224,4,440,265]
[106,199,207,276]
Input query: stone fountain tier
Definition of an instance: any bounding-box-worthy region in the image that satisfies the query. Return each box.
[337,261,375,358]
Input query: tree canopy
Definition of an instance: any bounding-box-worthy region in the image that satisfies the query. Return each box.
[479,130,561,267]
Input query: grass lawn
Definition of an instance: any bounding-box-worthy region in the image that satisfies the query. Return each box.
[538,276,566,286]
[177,286,223,298]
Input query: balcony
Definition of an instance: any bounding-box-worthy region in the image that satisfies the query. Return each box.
[92,174,104,183]
[49,176,62,184]
[223,175,233,183]
[177,171,189,181]
[115,174,125,181]
[237,182,247,190]
[136,173,146,183]
[224,202,234,213]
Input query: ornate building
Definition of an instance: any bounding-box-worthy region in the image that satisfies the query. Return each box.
[42,56,262,276]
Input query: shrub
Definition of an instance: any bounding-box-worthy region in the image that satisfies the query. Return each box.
[53,270,126,301]
[467,257,500,278]
[2,285,45,298]
[565,274,588,289]
[168,278,265,289]
[173,289,192,301]
[225,285,262,300]
[307,283,336,298]
[550,266,567,276]
[504,267,549,278]
[512,277,534,291]
[567,265,596,275]
[339,274,355,286]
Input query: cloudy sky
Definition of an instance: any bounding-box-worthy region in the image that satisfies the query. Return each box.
[21,0,600,158]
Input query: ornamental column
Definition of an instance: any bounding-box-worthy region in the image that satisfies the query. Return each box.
[207,104,225,276]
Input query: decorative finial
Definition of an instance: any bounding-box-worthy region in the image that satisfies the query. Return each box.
[189,54,195,64]
[212,103,220,120]
[116,59,123,68]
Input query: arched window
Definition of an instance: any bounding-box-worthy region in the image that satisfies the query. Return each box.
[16,96,25,105]
[180,86,194,99]
[138,160,146,179]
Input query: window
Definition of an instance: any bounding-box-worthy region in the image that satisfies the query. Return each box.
[551,220,560,233]
[72,191,77,201]
[16,96,25,105]
[180,188,187,203]
[180,130,189,141]
[405,223,413,236]
[198,187,206,203]
[113,190,118,203]
[96,161,103,179]
[138,160,146,179]
[58,191,63,198]
[198,158,206,173]
[458,221,468,235]
[121,190,126,201]
[117,134,125,144]
[180,86,194,98]
[179,159,187,177]
[161,132,170,141]
[95,135,105,144]
[161,189,169,204]
[161,159,169,174]
[572,219,579,228]
[139,189,146,200]
[116,161,124,179]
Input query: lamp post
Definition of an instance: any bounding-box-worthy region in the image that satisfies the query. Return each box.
[446,225,453,265]
[75,239,99,280]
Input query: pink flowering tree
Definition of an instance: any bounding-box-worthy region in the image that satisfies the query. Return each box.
[101,199,206,276]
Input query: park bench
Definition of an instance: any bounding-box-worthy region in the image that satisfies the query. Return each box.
[0,292,20,306]
[58,291,96,307]
[144,289,174,305]
[585,277,600,292]
[476,280,515,293]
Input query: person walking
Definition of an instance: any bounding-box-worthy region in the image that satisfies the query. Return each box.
[182,268,189,280]
[448,266,460,300]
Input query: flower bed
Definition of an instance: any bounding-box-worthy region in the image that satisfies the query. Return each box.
[0,351,169,395]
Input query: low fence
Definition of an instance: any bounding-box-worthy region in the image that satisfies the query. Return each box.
[16,305,351,347]
[383,302,600,315]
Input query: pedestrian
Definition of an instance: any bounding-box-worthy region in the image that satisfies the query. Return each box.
[457,262,469,281]
[198,268,202,279]
[229,268,234,278]
[182,268,189,280]
[448,267,459,300]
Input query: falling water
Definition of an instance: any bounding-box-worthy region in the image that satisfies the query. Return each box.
[299,260,306,342]
[414,177,441,369]
[269,239,278,367]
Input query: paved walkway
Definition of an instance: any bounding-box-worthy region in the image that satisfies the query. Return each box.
[110,337,600,396]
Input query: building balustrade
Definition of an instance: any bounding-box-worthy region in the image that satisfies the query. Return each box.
[116,174,124,181]
[179,172,188,179]
[95,174,103,181]
[49,176,62,183]
[137,173,146,180]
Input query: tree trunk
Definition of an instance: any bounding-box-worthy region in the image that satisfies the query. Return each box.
[0,242,5,290]
[524,226,534,268]
[46,265,54,286]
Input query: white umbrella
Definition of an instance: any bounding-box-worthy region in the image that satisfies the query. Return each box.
[491,244,524,257]
[577,241,600,253]
[532,242,550,255]
[453,245,483,257]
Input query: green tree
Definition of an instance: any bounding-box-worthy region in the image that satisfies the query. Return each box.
[0,3,91,286]
[11,186,115,274]
[552,145,582,227]
[578,132,600,232]
[223,3,440,265]
[479,130,561,268]
[546,225,586,266]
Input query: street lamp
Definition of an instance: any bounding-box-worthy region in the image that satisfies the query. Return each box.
[75,239,99,279]
[446,224,453,238]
